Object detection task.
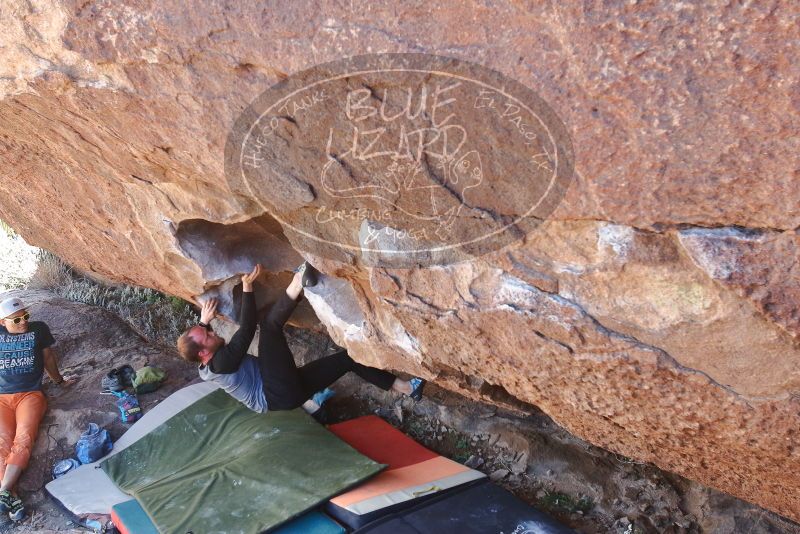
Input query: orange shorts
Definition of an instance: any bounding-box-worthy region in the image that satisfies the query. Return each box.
[0,390,47,474]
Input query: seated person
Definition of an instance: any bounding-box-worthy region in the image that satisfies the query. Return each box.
[0,297,73,521]
[177,263,425,414]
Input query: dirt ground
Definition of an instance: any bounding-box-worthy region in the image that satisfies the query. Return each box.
[2,289,799,533]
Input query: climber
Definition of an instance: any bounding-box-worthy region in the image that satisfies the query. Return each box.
[0,297,74,522]
[176,262,425,415]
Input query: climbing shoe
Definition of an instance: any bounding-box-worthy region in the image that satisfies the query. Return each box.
[408,378,426,402]
[0,490,12,512]
[117,364,136,388]
[312,387,335,407]
[101,369,125,394]
[7,497,24,522]
[294,261,319,288]
[0,490,24,521]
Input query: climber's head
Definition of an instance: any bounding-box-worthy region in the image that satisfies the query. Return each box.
[177,325,225,364]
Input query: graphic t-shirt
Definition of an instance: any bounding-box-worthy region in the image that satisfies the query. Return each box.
[0,321,55,394]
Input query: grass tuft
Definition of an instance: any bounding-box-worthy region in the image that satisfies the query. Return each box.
[26,251,198,347]
[0,220,16,238]
[538,490,594,515]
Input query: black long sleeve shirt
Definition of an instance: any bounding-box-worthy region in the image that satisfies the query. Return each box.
[208,292,257,374]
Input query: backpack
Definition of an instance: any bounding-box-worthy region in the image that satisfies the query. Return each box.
[132,366,166,394]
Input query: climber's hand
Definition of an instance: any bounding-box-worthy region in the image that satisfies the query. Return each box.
[241,264,263,292]
[200,298,218,324]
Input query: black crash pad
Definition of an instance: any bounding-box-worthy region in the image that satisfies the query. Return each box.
[353,479,576,534]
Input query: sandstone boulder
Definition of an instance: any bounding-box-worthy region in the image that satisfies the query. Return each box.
[1,0,798,521]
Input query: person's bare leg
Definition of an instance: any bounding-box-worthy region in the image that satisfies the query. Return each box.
[286,271,303,301]
[391,378,412,395]
[0,465,21,493]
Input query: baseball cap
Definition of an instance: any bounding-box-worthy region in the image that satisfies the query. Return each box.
[0,298,27,319]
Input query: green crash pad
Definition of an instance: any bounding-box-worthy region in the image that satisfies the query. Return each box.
[101,389,383,533]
